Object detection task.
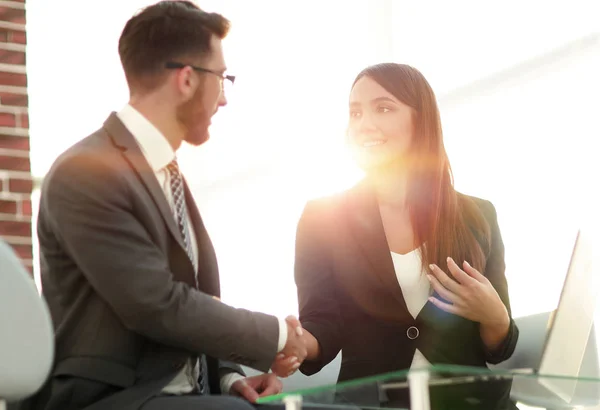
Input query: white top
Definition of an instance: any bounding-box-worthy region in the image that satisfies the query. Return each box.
[390,249,432,369]
[116,105,287,393]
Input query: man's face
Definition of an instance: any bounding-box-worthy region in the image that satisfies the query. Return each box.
[178,35,228,146]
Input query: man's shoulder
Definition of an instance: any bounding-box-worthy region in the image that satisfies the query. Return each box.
[45,125,122,187]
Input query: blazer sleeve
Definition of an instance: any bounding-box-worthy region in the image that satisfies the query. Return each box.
[41,153,279,372]
[217,360,244,376]
[207,357,245,394]
[480,200,519,364]
[295,201,343,375]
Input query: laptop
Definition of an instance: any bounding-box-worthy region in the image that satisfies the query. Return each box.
[505,229,599,406]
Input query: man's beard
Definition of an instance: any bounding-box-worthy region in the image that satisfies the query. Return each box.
[176,84,211,145]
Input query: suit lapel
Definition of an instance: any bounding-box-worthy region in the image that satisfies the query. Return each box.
[344,181,409,310]
[182,177,221,297]
[103,113,187,253]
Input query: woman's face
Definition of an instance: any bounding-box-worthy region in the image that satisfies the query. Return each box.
[347,76,414,171]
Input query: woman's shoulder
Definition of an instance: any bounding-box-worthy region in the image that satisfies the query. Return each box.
[456,192,500,256]
[304,182,363,213]
[302,190,349,222]
[298,183,369,235]
[456,191,498,222]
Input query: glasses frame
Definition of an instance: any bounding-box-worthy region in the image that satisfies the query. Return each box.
[165,61,235,88]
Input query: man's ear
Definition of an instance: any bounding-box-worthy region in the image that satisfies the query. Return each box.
[175,66,197,100]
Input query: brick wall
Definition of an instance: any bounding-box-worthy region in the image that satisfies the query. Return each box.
[0,0,32,271]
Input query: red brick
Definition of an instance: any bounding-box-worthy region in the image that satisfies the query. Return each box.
[0,8,25,25]
[8,177,32,193]
[9,31,26,44]
[0,134,29,150]
[0,198,17,214]
[22,259,33,275]
[20,198,31,215]
[0,72,27,87]
[0,219,31,236]
[10,243,32,259]
[0,112,16,127]
[0,92,28,106]
[0,29,27,44]
[0,49,25,65]
[20,113,28,128]
[0,155,29,171]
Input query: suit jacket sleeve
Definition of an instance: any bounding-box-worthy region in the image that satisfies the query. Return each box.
[480,200,519,364]
[206,356,245,394]
[42,153,279,372]
[218,360,244,376]
[295,201,343,375]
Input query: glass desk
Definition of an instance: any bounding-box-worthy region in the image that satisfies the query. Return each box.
[255,365,600,410]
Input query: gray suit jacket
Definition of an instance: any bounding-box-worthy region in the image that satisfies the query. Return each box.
[20,113,279,410]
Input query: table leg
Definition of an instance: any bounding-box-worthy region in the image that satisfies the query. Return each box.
[408,370,431,410]
[283,394,303,410]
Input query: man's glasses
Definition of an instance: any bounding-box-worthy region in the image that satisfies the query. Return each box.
[165,62,235,90]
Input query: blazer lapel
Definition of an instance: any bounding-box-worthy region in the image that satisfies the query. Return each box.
[103,113,187,253]
[344,181,409,310]
[182,177,221,297]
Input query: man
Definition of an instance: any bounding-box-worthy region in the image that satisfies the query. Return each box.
[20,2,306,409]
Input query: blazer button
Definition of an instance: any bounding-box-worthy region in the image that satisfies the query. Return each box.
[407,326,419,340]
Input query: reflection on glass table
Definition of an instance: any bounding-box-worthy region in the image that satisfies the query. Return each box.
[256,365,600,410]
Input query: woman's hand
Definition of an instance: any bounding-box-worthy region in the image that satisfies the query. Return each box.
[271,329,320,377]
[427,257,510,349]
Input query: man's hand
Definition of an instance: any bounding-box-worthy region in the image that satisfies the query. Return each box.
[272,328,320,376]
[230,373,282,403]
[271,315,306,377]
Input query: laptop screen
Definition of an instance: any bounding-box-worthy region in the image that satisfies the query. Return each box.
[537,230,598,402]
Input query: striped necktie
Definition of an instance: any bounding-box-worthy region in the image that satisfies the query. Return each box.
[165,158,208,394]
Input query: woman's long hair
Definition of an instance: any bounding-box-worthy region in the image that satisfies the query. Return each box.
[353,63,490,273]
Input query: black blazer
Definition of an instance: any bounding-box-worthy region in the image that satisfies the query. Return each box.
[12,114,280,410]
[296,181,518,382]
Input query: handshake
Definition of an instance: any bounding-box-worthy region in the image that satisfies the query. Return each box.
[270,316,316,378]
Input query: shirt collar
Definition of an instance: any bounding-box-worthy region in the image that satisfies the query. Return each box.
[116,104,175,172]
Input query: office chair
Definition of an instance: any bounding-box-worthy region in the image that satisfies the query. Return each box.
[0,240,53,410]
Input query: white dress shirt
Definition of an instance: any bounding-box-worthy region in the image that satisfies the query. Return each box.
[116,104,287,394]
[390,250,432,369]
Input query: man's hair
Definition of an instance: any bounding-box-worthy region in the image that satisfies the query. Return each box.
[118,1,230,93]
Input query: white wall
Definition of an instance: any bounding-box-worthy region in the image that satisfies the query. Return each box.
[441,37,600,317]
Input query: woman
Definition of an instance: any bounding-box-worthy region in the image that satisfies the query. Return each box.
[274,63,518,384]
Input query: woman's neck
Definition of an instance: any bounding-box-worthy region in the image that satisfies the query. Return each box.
[369,163,410,209]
